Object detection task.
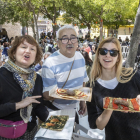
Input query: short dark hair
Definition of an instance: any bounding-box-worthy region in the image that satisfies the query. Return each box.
[8,35,43,65]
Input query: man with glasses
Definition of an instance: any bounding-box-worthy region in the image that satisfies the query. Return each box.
[42,25,89,123]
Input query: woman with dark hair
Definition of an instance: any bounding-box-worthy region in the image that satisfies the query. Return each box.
[0,35,48,140]
[48,46,53,53]
[81,51,93,86]
[82,51,93,67]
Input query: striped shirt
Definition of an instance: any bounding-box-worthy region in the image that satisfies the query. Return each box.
[42,50,89,105]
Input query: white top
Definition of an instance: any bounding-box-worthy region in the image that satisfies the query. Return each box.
[97,77,118,89]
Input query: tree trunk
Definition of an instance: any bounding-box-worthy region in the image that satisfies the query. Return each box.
[99,18,103,42]
[22,26,26,35]
[52,25,56,39]
[27,26,28,35]
[115,24,119,38]
[31,20,36,39]
[125,3,140,68]
[53,1,56,39]
[99,7,103,42]
[87,24,91,39]
[33,10,39,43]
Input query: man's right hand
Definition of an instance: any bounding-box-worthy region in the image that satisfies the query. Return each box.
[43,91,55,101]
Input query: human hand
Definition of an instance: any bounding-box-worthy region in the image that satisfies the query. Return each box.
[16,95,41,110]
[43,91,55,101]
[136,95,140,106]
[78,101,87,115]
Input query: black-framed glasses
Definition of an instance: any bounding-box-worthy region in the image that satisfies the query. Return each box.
[99,48,119,57]
[58,37,78,44]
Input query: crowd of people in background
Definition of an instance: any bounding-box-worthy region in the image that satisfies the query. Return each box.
[1,25,140,140]
[0,27,138,71]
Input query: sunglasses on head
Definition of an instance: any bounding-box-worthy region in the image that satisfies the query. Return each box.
[99,48,119,57]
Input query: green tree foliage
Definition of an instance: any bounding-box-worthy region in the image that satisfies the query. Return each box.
[40,0,62,39]
[61,0,98,39]
[103,0,138,29]
[0,0,45,41]
[61,0,137,41]
[0,0,139,42]
[0,0,31,26]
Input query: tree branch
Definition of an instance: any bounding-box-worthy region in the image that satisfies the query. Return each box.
[40,6,53,20]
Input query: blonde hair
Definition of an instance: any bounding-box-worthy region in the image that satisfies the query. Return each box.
[90,37,134,85]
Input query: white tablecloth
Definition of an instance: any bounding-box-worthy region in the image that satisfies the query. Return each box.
[34,109,76,140]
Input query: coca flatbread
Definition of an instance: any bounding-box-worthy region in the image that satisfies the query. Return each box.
[41,115,69,131]
[56,89,88,99]
[103,97,140,112]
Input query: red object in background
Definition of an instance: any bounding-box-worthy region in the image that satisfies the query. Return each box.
[104,97,110,109]
[55,23,57,25]
[84,47,91,54]
[96,22,97,24]
[74,24,77,26]
[101,19,103,22]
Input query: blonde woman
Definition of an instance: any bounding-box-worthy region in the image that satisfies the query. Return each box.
[87,37,140,140]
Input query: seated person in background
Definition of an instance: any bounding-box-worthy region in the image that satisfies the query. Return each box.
[35,52,51,73]
[121,41,127,46]
[40,39,46,53]
[2,42,9,57]
[84,44,92,59]
[125,36,129,45]
[118,37,122,43]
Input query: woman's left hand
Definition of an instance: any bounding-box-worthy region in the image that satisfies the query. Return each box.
[136,95,140,106]
[78,101,87,115]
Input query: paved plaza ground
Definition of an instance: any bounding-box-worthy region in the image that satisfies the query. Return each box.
[79,115,105,140]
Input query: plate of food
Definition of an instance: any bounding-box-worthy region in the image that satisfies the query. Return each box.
[41,115,69,131]
[56,89,88,99]
[103,97,140,112]
[49,86,92,102]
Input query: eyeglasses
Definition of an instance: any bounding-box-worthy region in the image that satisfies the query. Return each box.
[58,37,78,44]
[99,48,119,57]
